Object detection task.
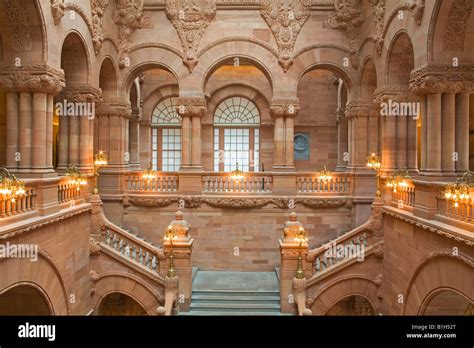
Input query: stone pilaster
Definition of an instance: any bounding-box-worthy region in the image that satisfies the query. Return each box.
[129,107,141,171]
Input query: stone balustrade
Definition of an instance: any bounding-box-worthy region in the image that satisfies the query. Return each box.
[436,194,474,225]
[296,173,350,194]
[390,183,415,210]
[126,173,178,192]
[103,226,165,275]
[0,188,36,218]
[58,181,83,204]
[203,173,273,194]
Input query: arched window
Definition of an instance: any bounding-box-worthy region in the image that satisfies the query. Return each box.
[151,98,181,171]
[213,97,260,172]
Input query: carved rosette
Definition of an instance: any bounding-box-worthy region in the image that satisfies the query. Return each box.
[326,0,363,69]
[92,0,110,54]
[166,0,216,73]
[50,0,66,25]
[0,65,65,94]
[260,0,311,72]
[409,65,474,95]
[113,0,145,68]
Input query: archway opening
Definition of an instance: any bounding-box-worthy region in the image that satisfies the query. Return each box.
[97,292,148,316]
[423,290,472,315]
[325,295,375,316]
[0,285,52,315]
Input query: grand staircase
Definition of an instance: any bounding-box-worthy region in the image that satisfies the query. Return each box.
[180,271,285,316]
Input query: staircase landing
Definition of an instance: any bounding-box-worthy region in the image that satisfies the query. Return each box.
[180,270,287,316]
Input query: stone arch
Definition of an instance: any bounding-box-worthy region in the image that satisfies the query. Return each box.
[92,272,163,316]
[196,40,277,94]
[142,84,180,124]
[99,57,118,98]
[308,275,381,315]
[0,282,54,315]
[291,46,355,100]
[0,251,69,315]
[385,31,415,87]
[359,57,377,100]
[420,287,472,315]
[122,46,183,96]
[402,251,474,315]
[324,293,377,316]
[61,31,91,85]
[206,83,271,125]
[428,0,474,65]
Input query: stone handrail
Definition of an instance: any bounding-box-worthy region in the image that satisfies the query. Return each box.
[58,180,82,204]
[296,173,350,194]
[202,172,273,194]
[390,184,415,210]
[0,188,36,218]
[436,194,473,225]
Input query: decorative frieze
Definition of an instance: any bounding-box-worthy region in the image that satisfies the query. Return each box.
[2,0,32,51]
[369,0,386,56]
[443,0,473,52]
[51,0,66,25]
[409,65,474,95]
[0,64,65,94]
[92,0,110,54]
[260,0,311,72]
[166,0,217,73]
[113,0,146,68]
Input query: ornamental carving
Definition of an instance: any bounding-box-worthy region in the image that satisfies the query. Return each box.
[260,0,311,72]
[0,65,65,94]
[2,0,32,51]
[128,197,178,207]
[202,197,272,209]
[89,237,102,255]
[326,0,363,69]
[51,0,66,25]
[57,85,102,103]
[369,0,386,56]
[373,86,419,105]
[89,270,99,296]
[345,100,378,118]
[175,97,207,118]
[96,97,132,117]
[373,240,384,258]
[269,99,300,118]
[409,65,474,95]
[443,0,474,52]
[92,0,110,54]
[296,197,350,209]
[113,0,146,68]
[166,0,216,73]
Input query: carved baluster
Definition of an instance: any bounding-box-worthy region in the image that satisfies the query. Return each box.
[145,252,150,268]
[138,248,143,264]
[119,238,124,253]
[132,245,137,261]
[315,257,320,272]
[112,235,118,250]
[124,242,130,258]
[152,256,157,271]
[105,230,111,245]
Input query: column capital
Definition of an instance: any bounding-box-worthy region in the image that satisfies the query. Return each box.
[270,98,300,118]
[175,97,207,118]
[57,84,102,103]
[96,97,132,118]
[409,65,474,95]
[373,86,420,104]
[345,100,378,118]
[0,64,65,94]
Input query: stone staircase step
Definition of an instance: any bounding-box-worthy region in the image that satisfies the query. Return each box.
[192,294,280,303]
[179,310,289,316]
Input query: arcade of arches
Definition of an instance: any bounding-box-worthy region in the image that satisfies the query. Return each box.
[0,0,473,316]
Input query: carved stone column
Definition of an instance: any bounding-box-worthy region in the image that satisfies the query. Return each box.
[56,86,101,172]
[336,109,348,171]
[270,99,299,170]
[0,65,65,176]
[129,106,141,171]
[410,65,474,176]
[279,212,307,314]
[176,98,206,171]
[163,211,194,312]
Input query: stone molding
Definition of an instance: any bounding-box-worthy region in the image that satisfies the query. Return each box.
[409,65,474,95]
[175,97,207,118]
[269,98,300,118]
[373,86,420,104]
[260,0,311,72]
[96,97,132,117]
[0,64,65,94]
[166,0,217,72]
[57,84,102,102]
[345,100,378,118]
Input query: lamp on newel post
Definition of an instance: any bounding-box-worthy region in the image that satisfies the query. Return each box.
[366,152,382,197]
[444,171,473,208]
[164,225,177,278]
[0,167,26,203]
[295,226,308,279]
[93,150,108,194]
[142,162,157,183]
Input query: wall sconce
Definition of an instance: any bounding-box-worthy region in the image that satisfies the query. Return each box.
[386,168,411,193]
[444,171,473,208]
[0,167,26,203]
[366,152,382,197]
[93,150,108,194]
[65,165,87,191]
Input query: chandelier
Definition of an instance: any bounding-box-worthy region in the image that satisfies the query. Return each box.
[386,168,411,193]
[65,165,87,191]
[230,162,244,180]
[0,167,26,203]
[142,163,157,181]
[444,171,473,208]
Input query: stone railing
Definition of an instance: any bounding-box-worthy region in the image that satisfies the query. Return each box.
[390,184,415,210]
[58,182,82,204]
[296,173,350,194]
[436,195,474,225]
[102,225,166,275]
[202,172,273,194]
[0,188,36,218]
[126,173,179,193]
